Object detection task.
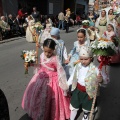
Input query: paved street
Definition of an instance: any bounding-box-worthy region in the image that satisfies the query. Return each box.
[0,26,120,120]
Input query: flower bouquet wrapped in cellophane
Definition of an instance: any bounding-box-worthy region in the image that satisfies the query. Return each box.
[34,22,44,33]
[21,50,36,74]
[82,20,90,28]
[91,38,116,69]
[91,38,116,56]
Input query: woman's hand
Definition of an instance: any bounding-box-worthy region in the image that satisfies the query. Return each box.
[36,43,40,48]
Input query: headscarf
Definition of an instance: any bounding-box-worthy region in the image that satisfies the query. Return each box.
[77,28,90,45]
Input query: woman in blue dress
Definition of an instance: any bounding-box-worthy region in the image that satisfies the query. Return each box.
[88,11,95,27]
[65,28,90,79]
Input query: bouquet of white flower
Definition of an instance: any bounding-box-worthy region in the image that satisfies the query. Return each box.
[91,38,116,56]
[82,20,90,26]
[34,22,44,33]
[21,50,36,74]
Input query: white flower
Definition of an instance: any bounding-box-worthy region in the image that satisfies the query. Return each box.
[82,20,90,23]
[22,50,36,63]
[35,24,39,28]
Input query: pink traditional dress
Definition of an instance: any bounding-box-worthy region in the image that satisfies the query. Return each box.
[22,53,70,120]
[102,31,115,40]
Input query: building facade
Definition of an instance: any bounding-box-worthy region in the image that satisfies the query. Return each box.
[0,0,90,17]
[0,0,18,17]
[0,0,64,17]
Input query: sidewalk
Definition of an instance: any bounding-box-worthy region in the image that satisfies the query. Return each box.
[0,26,79,44]
[0,36,25,44]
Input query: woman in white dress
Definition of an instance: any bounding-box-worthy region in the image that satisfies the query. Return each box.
[26,15,35,43]
[95,10,107,37]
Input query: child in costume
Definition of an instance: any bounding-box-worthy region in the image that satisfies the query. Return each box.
[65,28,90,79]
[22,39,70,120]
[39,23,52,44]
[102,23,115,40]
[50,27,68,66]
[67,46,108,120]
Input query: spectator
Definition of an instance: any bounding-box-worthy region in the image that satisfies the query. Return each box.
[8,14,16,34]
[58,11,65,30]
[75,14,81,26]
[0,16,11,37]
[64,16,69,33]
[14,15,25,36]
[31,7,40,22]
[18,8,27,23]
[18,8,27,19]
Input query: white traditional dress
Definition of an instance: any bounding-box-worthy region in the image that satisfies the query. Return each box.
[26,20,35,43]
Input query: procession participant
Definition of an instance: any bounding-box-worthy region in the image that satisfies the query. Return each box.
[65,28,90,79]
[95,27,100,39]
[95,10,107,37]
[50,27,68,66]
[26,16,35,43]
[88,11,95,27]
[114,2,120,15]
[87,25,96,42]
[102,1,114,14]
[39,23,52,44]
[22,39,70,120]
[102,23,115,40]
[67,46,108,120]
[107,9,117,26]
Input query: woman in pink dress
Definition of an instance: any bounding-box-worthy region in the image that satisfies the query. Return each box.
[22,39,70,120]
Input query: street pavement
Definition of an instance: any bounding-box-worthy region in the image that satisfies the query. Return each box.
[0,26,120,120]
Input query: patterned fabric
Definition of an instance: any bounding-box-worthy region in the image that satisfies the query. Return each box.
[55,39,67,65]
[22,53,70,120]
[95,17,107,37]
[71,62,97,98]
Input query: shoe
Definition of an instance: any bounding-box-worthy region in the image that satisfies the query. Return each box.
[82,112,89,120]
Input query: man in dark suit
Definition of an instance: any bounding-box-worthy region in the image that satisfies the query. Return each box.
[31,7,40,22]
[14,15,25,36]
[8,14,16,34]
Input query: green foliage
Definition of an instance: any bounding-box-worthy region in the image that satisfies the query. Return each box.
[92,47,116,56]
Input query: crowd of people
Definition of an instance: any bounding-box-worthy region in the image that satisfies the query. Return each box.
[0,1,120,120]
[0,6,88,41]
[21,2,120,120]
